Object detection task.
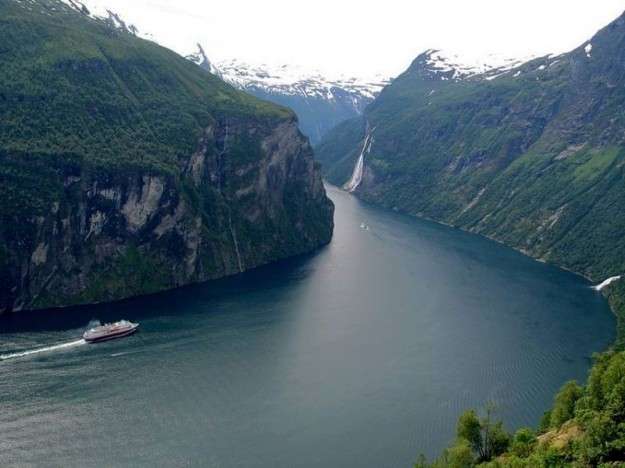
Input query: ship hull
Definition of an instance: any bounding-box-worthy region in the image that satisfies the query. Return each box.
[84,325,138,344]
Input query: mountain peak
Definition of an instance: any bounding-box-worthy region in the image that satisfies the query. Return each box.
[57,0,140,35]
[410,48,533,81]
[185,43,222,77]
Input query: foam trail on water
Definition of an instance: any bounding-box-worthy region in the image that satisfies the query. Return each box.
[0,339,86,361]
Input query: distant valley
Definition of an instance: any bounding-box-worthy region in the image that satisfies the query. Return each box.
[186,44,389,144]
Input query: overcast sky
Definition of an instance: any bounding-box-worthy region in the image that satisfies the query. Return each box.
[96,0,625,77]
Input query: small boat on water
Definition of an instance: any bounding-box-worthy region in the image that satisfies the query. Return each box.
[83,320,139,344]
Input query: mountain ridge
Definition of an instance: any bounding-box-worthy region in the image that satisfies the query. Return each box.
[317,10,625,283]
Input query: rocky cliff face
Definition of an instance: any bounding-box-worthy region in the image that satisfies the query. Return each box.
[0,117,332,313]
[0,0,333,313]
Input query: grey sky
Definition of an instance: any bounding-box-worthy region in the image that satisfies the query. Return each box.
[94,0,625,77]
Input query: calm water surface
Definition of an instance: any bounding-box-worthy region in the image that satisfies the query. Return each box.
[0,186,614,467]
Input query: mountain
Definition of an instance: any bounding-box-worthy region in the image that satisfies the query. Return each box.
[401,48,532,81]
[58,0,143,35]
[186,46,389,144]
[0,0,334,314]
[185,43,222,77]
[42,3,388,145]
[317,15,625,285]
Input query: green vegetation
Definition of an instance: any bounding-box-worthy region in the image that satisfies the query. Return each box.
[73,246,172,304]
[572,148,621,182]
[0,0,292,221]
[415,406,510,468]
[610,282,625,351]
[30,245,172,309]
[0,0,333,312]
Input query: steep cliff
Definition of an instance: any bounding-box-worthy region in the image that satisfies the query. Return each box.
[317,12,625,283]
[0,0,333,313]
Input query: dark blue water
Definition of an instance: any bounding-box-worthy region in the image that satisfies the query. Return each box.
[0,186,614,467]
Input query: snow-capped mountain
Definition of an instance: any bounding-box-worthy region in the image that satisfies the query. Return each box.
[39,1,388,144]
[201,55,390,144]
[410,48,536,81]
[43,1,537,144]
[187,48,541,143]
[215,58,387,101]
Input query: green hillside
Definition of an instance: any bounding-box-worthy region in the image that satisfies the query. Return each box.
[318,15,625,283]
[0,0,333,312]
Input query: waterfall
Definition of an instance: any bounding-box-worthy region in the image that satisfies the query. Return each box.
[593,275,622,291]
[228,212,244,273]
[343,129,374,193]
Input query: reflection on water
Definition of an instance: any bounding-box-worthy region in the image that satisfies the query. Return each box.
[0,186,614,467]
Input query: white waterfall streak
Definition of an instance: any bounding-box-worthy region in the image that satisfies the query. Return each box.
[228,212,244,273]
[343,129,374,193]
[593,275,622,291]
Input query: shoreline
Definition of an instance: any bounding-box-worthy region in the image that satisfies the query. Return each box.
[343,186,624,348]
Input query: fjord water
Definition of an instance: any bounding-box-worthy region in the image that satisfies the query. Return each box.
[0,186,614,467]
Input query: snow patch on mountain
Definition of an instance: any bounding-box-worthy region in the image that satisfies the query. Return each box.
[186,44,222,77]
[20,0,153,39]
[43,0,147,40]
[421,49,536,80]
[212,57,390,101]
